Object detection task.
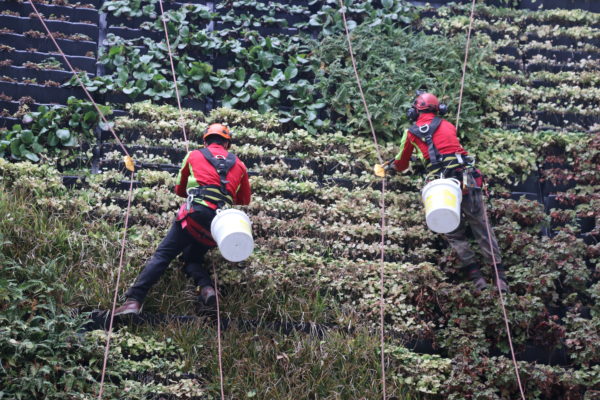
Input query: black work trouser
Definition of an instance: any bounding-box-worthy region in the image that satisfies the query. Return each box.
[125,205,216,303]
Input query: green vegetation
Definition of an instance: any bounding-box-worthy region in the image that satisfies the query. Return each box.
[2,102,598,397]
[315,24,500,140]
[1,1,600,398]
[0,98,109,165]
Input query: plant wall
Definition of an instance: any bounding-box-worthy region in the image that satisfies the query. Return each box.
[1,1,600,398]
[3,102,598,398]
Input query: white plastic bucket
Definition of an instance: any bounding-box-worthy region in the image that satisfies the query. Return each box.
[421,178,462,234]
[210,209,254,262]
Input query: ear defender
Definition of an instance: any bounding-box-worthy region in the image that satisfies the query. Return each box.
[407,107,419,122]
[438,103,448,115]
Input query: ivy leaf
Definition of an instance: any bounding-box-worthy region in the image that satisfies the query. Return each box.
[108,46,123,56]
[83,111,97,124]
[382,0,394,9]
[10,140,21,156]
[113,55,126,67]
[47,133,59,147]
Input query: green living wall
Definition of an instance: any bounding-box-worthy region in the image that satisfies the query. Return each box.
[0,0,599,399]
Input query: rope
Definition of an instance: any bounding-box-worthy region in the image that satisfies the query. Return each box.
[27,4,139,397]
[98,173,136,399]
[337,1,387,398]
[338,0,383,165]
[212,264,226,400]
[455,0,476,133]
[158,1,225,396]
[454,1,526,396]
[157,0,190,153]
[482,202,527,399]
[27,0,131,158]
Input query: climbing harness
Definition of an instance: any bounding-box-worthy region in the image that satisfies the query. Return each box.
[176,148,238,246]
[199,148,237,205]
[408,117,477,184]
[408,116,444,167]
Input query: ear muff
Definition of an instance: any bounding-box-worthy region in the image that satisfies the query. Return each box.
[438,103,448,116]
[407,107,418,122]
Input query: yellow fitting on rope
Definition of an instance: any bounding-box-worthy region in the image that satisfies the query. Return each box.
[374,159,392,178]
[124,155,135,172]
[374,163,386,178]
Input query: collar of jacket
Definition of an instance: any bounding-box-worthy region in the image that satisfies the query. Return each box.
[416,112,437,125]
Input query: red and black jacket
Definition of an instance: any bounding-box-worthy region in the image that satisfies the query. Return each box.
[175,143,251,209]
[393,113,468,173]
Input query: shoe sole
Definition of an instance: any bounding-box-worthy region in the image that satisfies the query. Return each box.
[113,309,140,317]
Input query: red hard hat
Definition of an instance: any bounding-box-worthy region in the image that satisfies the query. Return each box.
[203,123,231,141]
[413,93,439,112]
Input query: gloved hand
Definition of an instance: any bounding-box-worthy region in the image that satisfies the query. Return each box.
[373,159,395,178]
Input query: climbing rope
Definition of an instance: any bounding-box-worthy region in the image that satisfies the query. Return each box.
[337,1,388,398]
[97,175,135,399]
[212,265,226,400]
[454,1,526,398]
[482,202,527,400]
[26,3,137,398]
[455,0,476,133]
[157,1,226,397]
[157,0,190,153]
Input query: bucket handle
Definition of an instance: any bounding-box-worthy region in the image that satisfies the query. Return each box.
[214,208,253,225]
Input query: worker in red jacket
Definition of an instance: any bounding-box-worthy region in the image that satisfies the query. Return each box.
[391,92,507,293]
[115,123,251,315]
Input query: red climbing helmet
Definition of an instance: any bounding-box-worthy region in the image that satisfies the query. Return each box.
[203,123,232,141]
[413,92,440,113]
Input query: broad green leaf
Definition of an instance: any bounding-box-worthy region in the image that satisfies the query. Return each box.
[20,130,34,145]
[56,129,70,140]
[284,65,298,80]
[23,151,40,162]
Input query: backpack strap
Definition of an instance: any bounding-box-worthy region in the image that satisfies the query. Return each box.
[408,116,443,166]
[199,147,237,196]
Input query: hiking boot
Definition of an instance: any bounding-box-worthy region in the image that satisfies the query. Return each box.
[113,299,141,316]
[198,286,216,306]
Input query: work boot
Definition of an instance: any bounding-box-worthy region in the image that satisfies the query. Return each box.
[466,264,488,293]
[113,299,141,316]
[198,286,216,306]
